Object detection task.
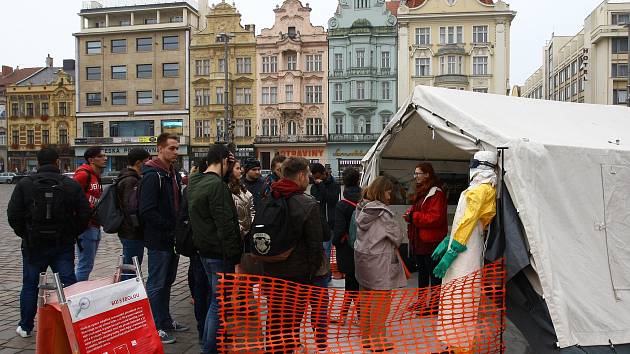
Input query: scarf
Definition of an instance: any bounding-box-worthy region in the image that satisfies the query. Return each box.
[271,178,305,199]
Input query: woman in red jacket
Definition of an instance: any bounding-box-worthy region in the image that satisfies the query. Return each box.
[404,163,448,313]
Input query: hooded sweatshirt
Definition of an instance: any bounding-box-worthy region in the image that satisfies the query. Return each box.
[354,200,407,290]
[74,163,102,226]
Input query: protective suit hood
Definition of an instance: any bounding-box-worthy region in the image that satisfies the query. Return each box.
[469,151,497,187]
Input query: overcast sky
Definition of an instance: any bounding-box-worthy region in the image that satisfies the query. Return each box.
[0,0,608,85]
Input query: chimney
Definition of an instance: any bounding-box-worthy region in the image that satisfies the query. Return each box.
[198,0,208,30]
[63,59,75,71]
[45,54,53,68]
[1,66,13,77]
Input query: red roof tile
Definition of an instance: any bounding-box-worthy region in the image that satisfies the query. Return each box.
[387,0,400,16]
[0,67,42,87]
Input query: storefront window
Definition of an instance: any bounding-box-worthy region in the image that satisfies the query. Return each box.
[110,120,154,137]
[161,119,183,136]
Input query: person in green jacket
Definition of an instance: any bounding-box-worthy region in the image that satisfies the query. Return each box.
[187,143,241,354]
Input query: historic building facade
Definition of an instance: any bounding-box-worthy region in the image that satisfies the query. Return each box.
[522,0,630,106]
[396,0,515,106]
[327,0,398,177]
[6,58,76,172]
[255,0,328,169]
[74,1,199,170]
[190,0,257,163]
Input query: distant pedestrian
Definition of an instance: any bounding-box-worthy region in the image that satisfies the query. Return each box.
[73,146,106,281]
[8,148,91,338]
[139,133,188,344]
[188,144,241,354]
[241,158,263,208]
[261,154,286,199]
[116,148,150,279]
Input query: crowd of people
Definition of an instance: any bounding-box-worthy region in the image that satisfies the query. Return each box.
[5,131,502,353]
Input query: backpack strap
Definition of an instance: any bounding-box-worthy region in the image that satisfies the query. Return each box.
[76,168,93,193]
[340,198,357,208]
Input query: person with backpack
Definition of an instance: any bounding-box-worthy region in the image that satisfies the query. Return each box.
[331,167,362,324]
[139,133,188,344]
[188,144,241,354]
[73,146,106,281]
[253,157,325,353]
[116,148,150,278]
[7,148,91,338]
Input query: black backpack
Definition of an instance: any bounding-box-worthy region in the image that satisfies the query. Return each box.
[247,194,298,263]
[93,181,124,234]
[27,175,71,247]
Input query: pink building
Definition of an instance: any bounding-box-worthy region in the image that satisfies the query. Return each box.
[255,0,328,169]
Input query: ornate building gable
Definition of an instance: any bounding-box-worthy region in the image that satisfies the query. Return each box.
[398,0,508,15]
[328,0,396,31]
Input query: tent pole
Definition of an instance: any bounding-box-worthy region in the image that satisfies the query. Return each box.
[497,147,508,353]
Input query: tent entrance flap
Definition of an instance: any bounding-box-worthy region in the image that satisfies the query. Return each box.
[602,164,630,295]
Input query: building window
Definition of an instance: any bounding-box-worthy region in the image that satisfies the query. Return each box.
[111,65,127,79]
[381,51,390,69]
[59,126,68,144]
[162,36,179,50]
[195,89,211,106]
[270,87,278,104]
[26,130,34,145]
[571,81,577,96]
[415,27,430,45]
[334,83,343,101]
[415,58,430,76]
[170,15,183,23]
[306,85,322,103]
[163,63,179,77]
[381,81,391,100]
[195,119,212,138]
[306,54,323,72]
[612,63,629,77]
[136,64,152,78]
[285,85,293,102]
[216,87,224,104]
[86,41,102,54]
[110,120,155,137]
[382,115,390,129]
[262,87,270,104]
[355,0,368,9]
[571,60,578,76]
[163,90,179,104]
[356,81,366,100]
[137,37,152,52]
[440,55,463,74]
[86,67,101,80]
[83,122,103,137]
[59,102,67,116]
[306,118,323,136]
[41,102,49,116]
[11,103,19,117]
[111,39,127,53]
[356,49,365,67]
[334,53,343,71]
[236,58,252,74]
[472,25,488,43]
[287,120,297,136]
[262,56,278,73]
[262,119,270,136]
[41,130,49,145]
[235,88,252,104]
[473,56,488,75]
[26,103,34,117]
[612,37,628,54]
[262,57,270,73]
[136,91,153,105]
[218,59,226,73]
[12,130,19,145]
[335,116,344,134]
[244,119,252,137]
[473,88,488,93]
[86,93,101,106]
[144,18,157,24]
[288,26,297,38]
[119,19,130,26]
[612,13,630,25]
[111,91,127,105]
[613,89,628,105]
[270,119,278,136]
[195,59,210,75]
[287,54,297,71]
[440,26,463,44]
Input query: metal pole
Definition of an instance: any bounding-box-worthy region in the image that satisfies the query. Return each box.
[627,22,630,107]
[223,34,231,143]
[53,273,67,305]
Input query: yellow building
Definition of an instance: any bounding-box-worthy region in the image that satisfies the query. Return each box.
[6,57,76,172]
[189,0,257,162]
[395,0,516,105]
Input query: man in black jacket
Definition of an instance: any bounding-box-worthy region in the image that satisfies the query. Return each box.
[241,158,263,208]
[117,148,150,279]
[139,133,188,344]
[7,148,90,338]
[188,144,240,354]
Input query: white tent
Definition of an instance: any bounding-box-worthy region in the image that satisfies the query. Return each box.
[362,85,630,350]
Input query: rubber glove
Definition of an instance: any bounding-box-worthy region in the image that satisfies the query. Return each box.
[431,236,451,261]
[433,240,467,279]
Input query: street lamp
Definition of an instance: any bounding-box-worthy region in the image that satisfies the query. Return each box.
[216,32,236,144]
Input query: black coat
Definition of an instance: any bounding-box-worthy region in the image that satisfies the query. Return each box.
[332,186,361,274]
[116,168,142,241]
[242,176,264,208]
[310,174,341,230]
[139,164,182,251]
[7,164,91,248]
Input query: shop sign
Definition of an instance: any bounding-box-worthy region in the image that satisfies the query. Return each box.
[278,148,325,158]
[100,146,159,156]
[333,148,366,157]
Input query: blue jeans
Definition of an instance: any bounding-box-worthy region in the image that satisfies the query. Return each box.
[75,226,101,281]
[146,249,179,330]
[323,239,333,283]
[312,276,330,350]
[200,258,235,354]
[20,245,76,332]
[189,255,209,342]
[119,238,145,281]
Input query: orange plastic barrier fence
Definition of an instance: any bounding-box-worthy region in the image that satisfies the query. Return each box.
[216,260,506,353]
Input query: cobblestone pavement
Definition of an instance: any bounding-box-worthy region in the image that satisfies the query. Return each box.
[0,184,530,354]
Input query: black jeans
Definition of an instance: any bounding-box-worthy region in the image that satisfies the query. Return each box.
[416,254,441,288]
[188,255,209,342]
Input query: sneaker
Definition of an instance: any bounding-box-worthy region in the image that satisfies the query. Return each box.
[16,326,32,338]
[158,329,176,344]
[167,320,189,332]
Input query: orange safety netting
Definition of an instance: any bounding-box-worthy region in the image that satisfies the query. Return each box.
[216,260,506,353]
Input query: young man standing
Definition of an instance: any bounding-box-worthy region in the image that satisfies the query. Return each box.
[188,144,241,354]
[139,133,188,344]
[261,154,286,199]
[8,148,91,337]
[241,158,263,208]
[117,148,150,277]
[74,146,106,281]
